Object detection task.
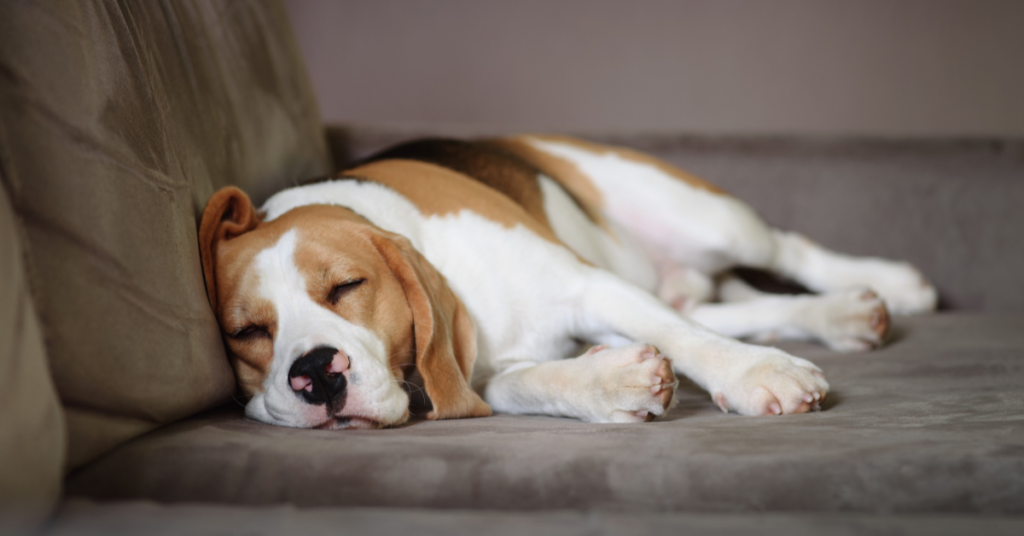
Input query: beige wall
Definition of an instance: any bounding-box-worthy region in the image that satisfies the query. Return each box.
[285,0,1024,137]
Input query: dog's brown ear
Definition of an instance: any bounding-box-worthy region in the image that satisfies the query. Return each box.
[370,230,491,421]
[198,187,260,310]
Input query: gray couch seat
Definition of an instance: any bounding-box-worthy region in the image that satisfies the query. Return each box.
[65,313,1024,514]
[38,500,1024,536]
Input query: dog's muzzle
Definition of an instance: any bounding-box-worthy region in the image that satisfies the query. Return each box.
[288,346,349,407]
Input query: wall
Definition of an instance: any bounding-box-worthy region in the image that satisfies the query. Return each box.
[285,0,1024,137]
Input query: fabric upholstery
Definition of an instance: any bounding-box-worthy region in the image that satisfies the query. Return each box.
[39,500,1024,536]
[0,177,65,518]
[66,314,1024,513]
[329,126,1024,314]
[0,0,330,470]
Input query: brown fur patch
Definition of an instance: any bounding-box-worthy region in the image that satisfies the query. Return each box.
[489,137,612,232]
[367,227,490,420]
[198,187,261,311]
[199,187,273,396]
[355,139,554,230]
[343,159,564,245]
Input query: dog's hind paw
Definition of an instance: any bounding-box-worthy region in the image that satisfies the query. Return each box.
[802,288,891,352]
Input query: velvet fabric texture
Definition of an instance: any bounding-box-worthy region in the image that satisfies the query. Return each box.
[0,177,65,516]
[0,0,329,470]
[66,314,1024,513]
[37,501,1024,536]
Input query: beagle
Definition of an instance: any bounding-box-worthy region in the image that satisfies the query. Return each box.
[199,135,936,429]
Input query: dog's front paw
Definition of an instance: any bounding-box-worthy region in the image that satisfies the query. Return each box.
[712,350,828,416]
[582,344,678,423]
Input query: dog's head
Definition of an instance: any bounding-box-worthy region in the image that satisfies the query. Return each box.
[198,187,491,429]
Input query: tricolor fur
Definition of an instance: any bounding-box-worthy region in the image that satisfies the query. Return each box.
[198,135,936,429]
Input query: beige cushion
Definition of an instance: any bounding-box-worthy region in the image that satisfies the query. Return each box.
[0,179,65,515]
[0,0,329,469]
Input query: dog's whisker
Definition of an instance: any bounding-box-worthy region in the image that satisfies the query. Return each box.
[229,393,250,408]
[393,378,427,398]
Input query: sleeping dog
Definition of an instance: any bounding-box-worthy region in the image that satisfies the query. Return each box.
[198,135,936,429]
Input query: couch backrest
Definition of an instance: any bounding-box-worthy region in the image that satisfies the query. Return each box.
[0,0,330,476]
[0,170,65,521]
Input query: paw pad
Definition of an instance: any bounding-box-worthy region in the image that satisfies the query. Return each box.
[869,303,890,338]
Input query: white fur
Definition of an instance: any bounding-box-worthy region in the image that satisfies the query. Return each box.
[485,343,677,423]
[770,230,938,314]
[537,174,657,291]
[691,276,889,353]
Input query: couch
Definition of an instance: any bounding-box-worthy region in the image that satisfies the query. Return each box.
[2,1,1023,534]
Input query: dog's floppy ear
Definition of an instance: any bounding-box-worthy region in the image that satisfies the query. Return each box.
[370,230,492,421]
[198,187,260,310]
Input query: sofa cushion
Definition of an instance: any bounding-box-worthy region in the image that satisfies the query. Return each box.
[66,313,1024,513]
[38,500,1024,536]
[0,0,329,469]
[0,178,65,517]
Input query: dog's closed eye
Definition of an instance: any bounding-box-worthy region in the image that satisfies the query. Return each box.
[328,279,365,306]
[231,325,271,340]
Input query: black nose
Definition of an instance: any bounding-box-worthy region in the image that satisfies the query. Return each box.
[288,346,347,406]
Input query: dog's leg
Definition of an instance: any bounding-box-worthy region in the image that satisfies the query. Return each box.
[688,276,891,353]
[483,343,677,423]
[578,271,829,416]
[517,136,937,315]
[656,263,714,313]
[715,272,765,303]
[766,230,937,314]
[645,221,935,315]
